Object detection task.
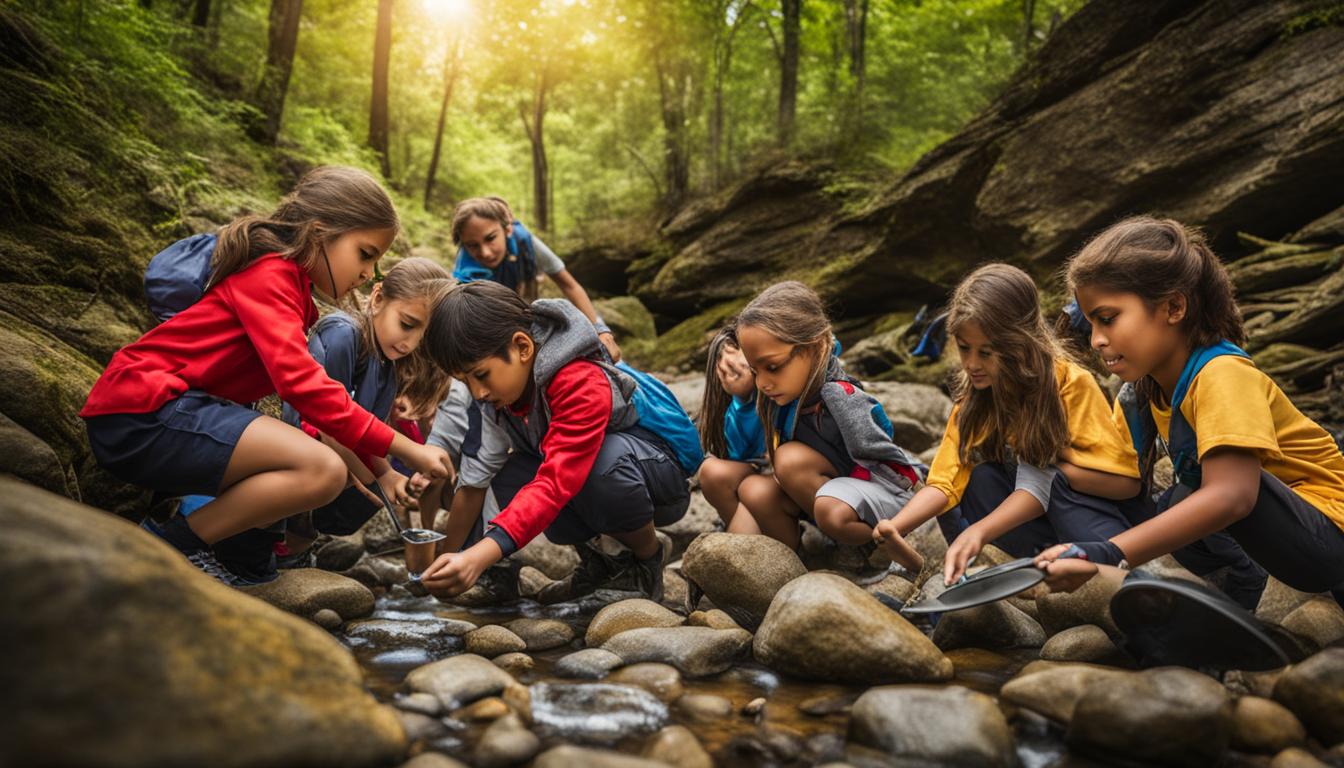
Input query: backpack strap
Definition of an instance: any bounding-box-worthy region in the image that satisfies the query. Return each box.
[1166,341,1251,489]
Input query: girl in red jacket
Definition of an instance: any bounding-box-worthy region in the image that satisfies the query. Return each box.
[81,166,453,585]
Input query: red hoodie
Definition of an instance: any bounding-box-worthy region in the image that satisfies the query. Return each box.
[81,254,394,458]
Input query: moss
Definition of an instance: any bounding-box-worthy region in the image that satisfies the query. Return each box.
[642,297,752,373]
[1284,5,1344,37]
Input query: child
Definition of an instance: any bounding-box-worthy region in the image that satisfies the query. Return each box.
[872,264,1147,587]
[418,281,697,604]
[733,281,924,552]
[696,324,773,531]
[451,196,621,362]
[1036,217,1344,609]
[80,166,455,585]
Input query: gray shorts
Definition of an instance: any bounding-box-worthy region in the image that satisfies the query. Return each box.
[816,476,913,527]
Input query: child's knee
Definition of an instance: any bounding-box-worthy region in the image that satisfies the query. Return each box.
[814,496,858,536]
[772,442,817,487]
[307,447,348,505]
[698,458,734,493]
[738,474,778,510]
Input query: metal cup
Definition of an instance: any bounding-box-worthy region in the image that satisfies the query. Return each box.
[401,528,446,581]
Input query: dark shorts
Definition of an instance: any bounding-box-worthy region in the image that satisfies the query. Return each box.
[465,430,691,551]
[84,391,262,497]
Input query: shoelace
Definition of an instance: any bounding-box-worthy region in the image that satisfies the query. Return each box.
[187,551,245,586]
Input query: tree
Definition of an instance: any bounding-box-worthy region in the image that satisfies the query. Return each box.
[708,0,754,189]
[424,36,464,210]
[254,0,303,144]
[518,66,552,230]
[762,0,801,144]
[843,0,868,97]
[368,0,394,178]
[191,0,210,28]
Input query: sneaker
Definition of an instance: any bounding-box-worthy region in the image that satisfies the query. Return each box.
[185,550,253,588]
[275,543,315,570]
[212,527,281,585]
[537,542,620,605]
[627,542,666,603]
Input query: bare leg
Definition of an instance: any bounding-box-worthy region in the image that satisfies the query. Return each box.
[772,441,839,517]
[418,477,447,530]
[183,416,347,545]
[738,473,804,549]
[697,457,757,526]
[609,521,659,560]
[813,496,875,545]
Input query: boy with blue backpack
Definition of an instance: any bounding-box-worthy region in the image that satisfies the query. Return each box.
[418,281,703,604]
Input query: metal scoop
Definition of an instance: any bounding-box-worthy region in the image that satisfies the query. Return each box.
[366,481,446,581]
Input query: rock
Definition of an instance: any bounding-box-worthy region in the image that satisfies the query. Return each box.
[861,382,954,453]
[664,376,706,416]
[687,608,743,631]
[315,534,366,572]
[397,710,447,742]
[342,554,409,588]
[313,608,343,630]
[1040,624,1126,665]
[456,696,511,722]
[0,479,406,767]
[529,683,668,742]
[465,625,528,658]
[848,685,1015,767]
[680,532,807,631]
[534,746,666,768]
[608,663,684,702]
[505,617,575,651]
[593,295,656,341]
[865,570,919,608]
[1257,577,1321,624]
[662,562,690,611]
[1273,648,1344,747]
[360,512,403,554]
[907,517,950,575]
[1067,667,1233,765]
[603,626,752,677]
[398,754,468,768]
[517,566,552,598]
[241,568,375,621]
[742,697,766,718]
[493,652,535,675]
[1271,747,1330,768]
[514,534,580,580]
[930,600,1046,650]
[642,725,713,768]
[676,693,734,722]
[1280,597,1344,651]
[345,617,474,653]
[661,494,720,555]
[585,598,684,647]
[753,573,952,684]
[1232,695,1308,754]
[1033,569,1122,635]
[945,648,1020,677]
[1225,668,1286,699]
[474,713,540,768]
[798,694,855,717]
[0,412,75,497]
[405,653,518,710]
[999,663,1131,724]
[554,648,625,679]
[394,692,442,716]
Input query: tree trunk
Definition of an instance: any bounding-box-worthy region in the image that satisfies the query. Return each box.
[710,68,725,189]
[191,0,210,27]
[254,0,302,144]
[1023,0,1037,52]
[519,72,550,232]
[777,0,801,144]
[844,0,868,95]
[423,38,463,210]
[368,0,394,179]
[656,56,690,207]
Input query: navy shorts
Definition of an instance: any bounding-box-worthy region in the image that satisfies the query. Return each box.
[84,391,262,497]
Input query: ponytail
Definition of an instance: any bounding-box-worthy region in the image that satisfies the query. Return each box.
[698,324,740,458]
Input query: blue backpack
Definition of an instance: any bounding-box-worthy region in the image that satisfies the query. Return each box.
[144,233,217,323]
[608,360,705,475]
[453,219,538,292]
[1118,340,1251,490]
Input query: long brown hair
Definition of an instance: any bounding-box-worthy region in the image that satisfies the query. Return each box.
[948,263,1071,468]
[1066,216,1244,409]
[359,257,456,416]
[210,166,399,293]
[698,323,741,458]
[737,281,834,461]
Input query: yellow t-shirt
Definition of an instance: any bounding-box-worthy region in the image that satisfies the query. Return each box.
[926,360,1139,513]
[1110,355,1344,533]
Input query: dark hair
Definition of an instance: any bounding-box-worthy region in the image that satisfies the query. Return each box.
[450,196,512,245]
[947,263,1071,468]
[425,280,533,374]
[737,281,834,462]
[358,257,455,414]
[211,166,398,290]
[698,322,740,458]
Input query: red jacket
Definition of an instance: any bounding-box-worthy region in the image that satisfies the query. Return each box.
[81,254,395,458]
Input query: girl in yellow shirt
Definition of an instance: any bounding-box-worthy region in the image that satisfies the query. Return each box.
[1039,217,1344,610]
[874,264,1144,586]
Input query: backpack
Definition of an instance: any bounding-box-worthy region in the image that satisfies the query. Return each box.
[606,360,706,476]
[1118,340,1251,490]
[453,219,538,292]
[144,233,217,323]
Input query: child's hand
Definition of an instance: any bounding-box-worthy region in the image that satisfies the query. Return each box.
[715,344,754,398]
[377,468,413,508]
[1034,543,1101,593]
[944,527,985,586]
[873,519,924,574]
[422,545,494,598]
[399,442,455,482]
[599,332,623,363]
[408,472,432,495]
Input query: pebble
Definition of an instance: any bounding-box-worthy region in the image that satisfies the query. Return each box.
[554,648,625,680]
[474,713,541,768]
[676,693,734,722]
[607,663,684,702]
[642,724,713,768]
[312,608,342,630]
[492,652,535,675]
[585,598,684,647]
[464,625,528,658]
[505,617,575,651]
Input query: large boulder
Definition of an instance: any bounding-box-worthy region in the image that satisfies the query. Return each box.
[0,478,407,767]
[999,662,1130,725]
[601,626,752,678]
[1273,648,1344,747]
[242,568,375,622]
[680,532,808,630]
[753,573,952,684]
[1067,667,1234,766]
[404,654,519,710]
[848,686,1016,767]
[929,600,1046,651]
[860,382,953,453]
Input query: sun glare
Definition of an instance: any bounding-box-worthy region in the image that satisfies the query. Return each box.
[423,0,470,22]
